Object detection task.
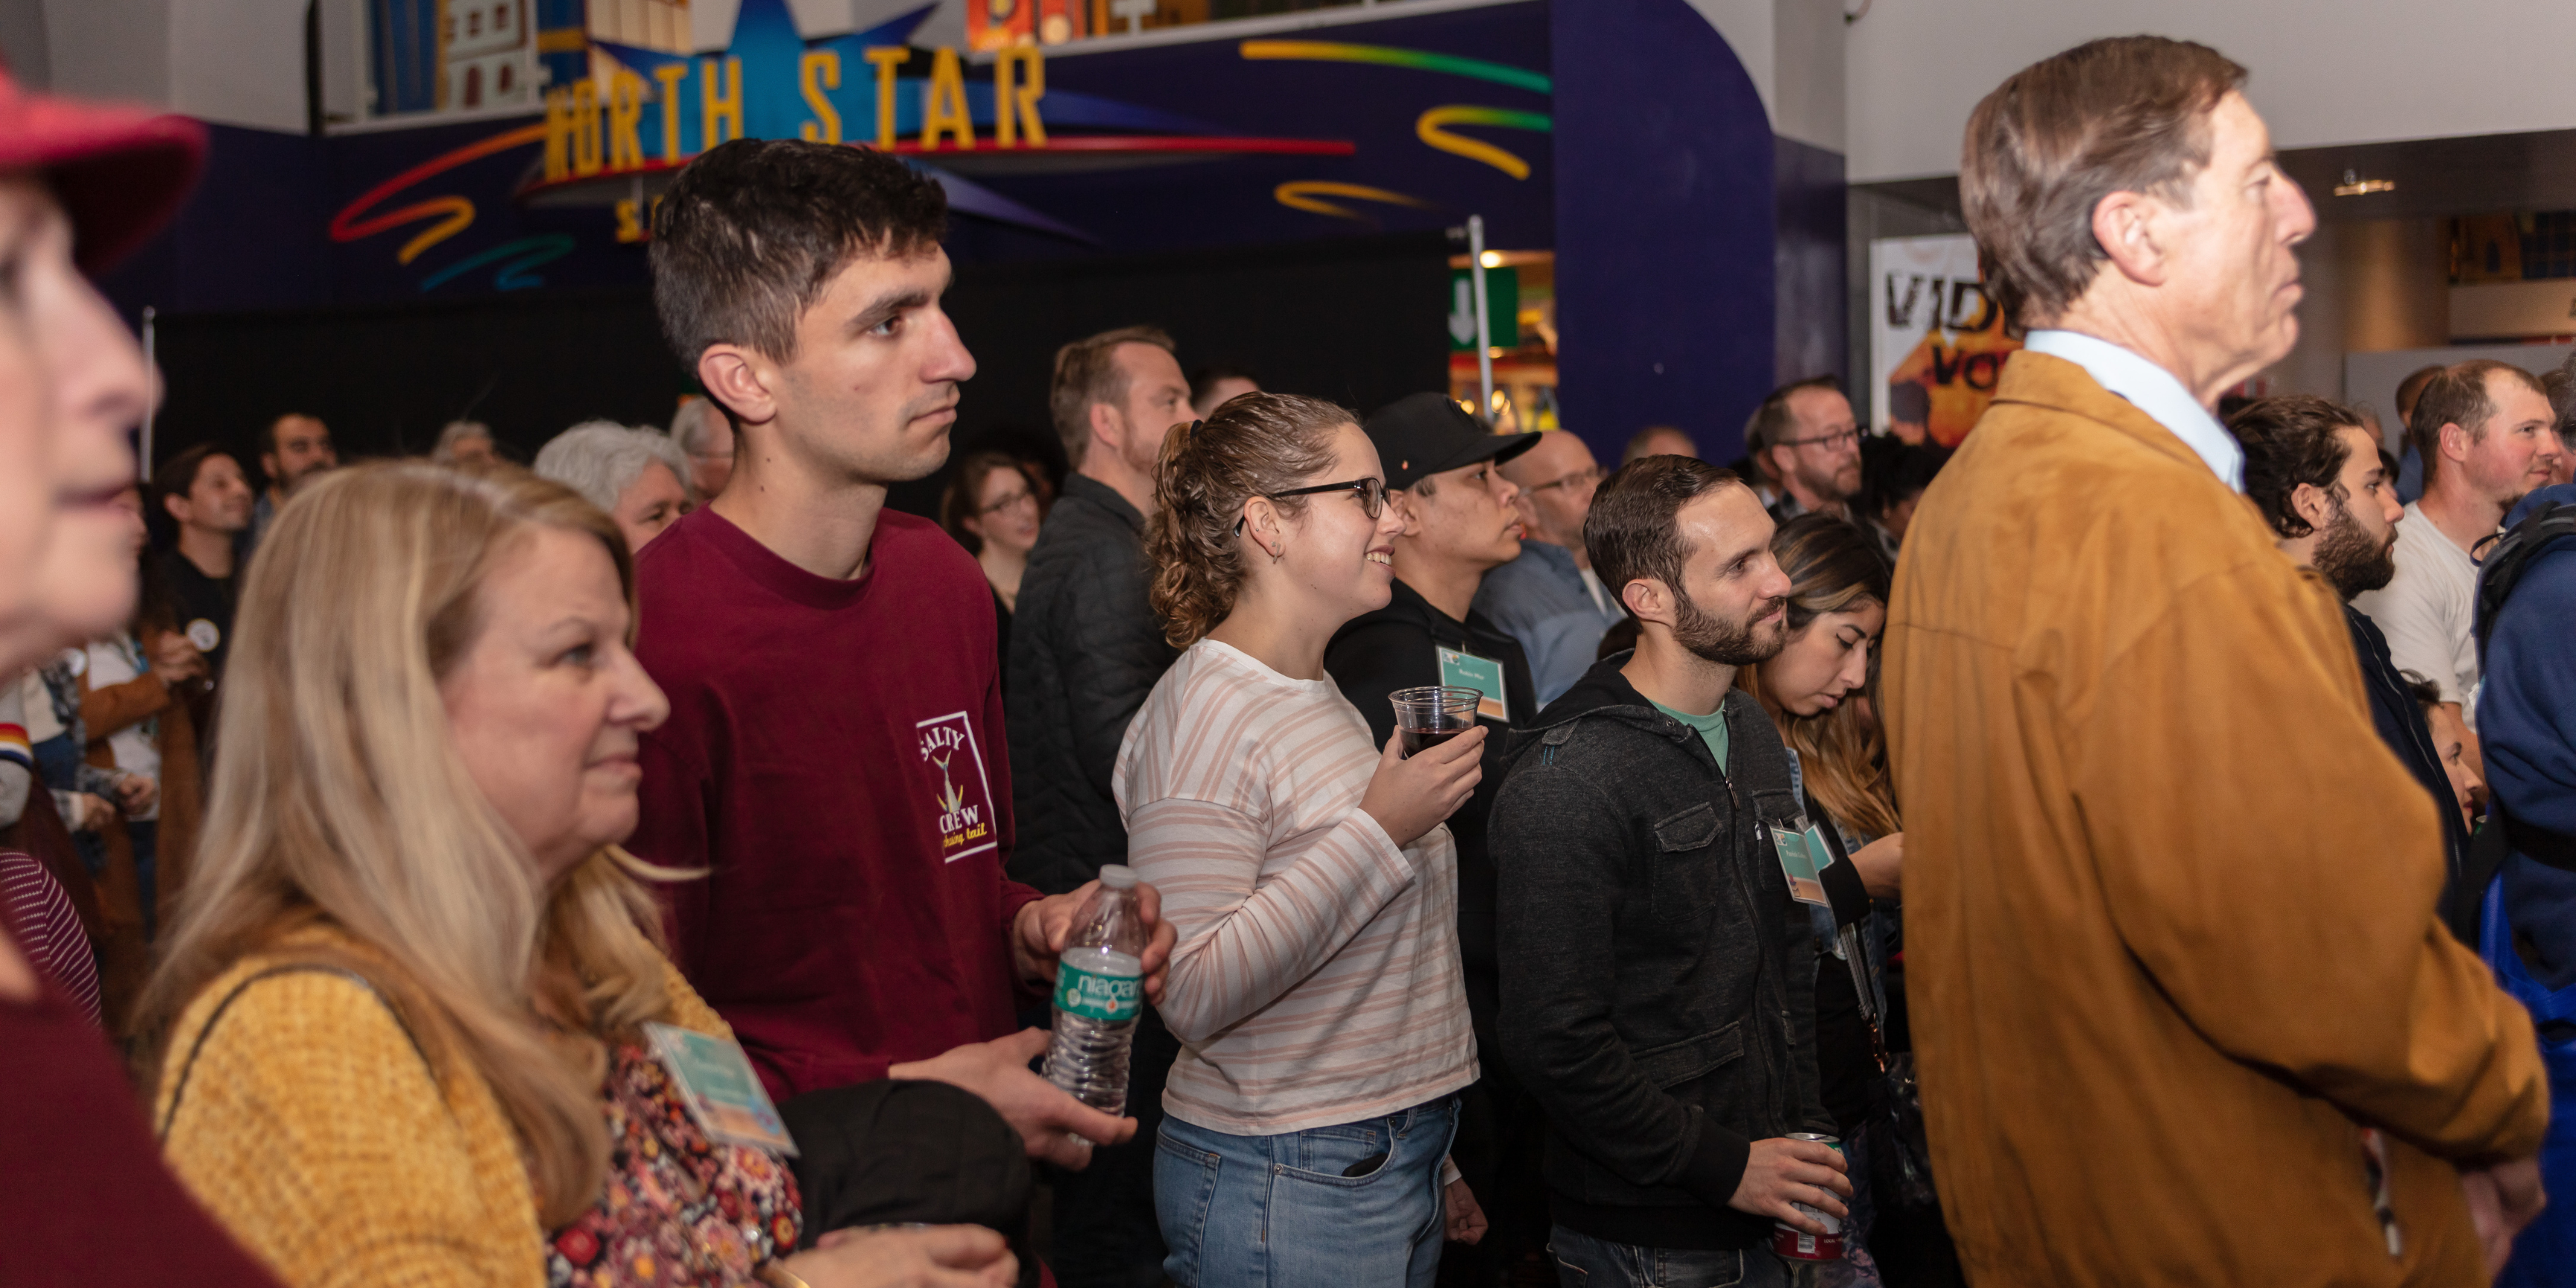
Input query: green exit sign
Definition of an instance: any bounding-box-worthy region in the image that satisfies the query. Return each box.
[1448,266,1520,353]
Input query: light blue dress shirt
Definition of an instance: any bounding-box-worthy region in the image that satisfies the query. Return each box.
[1472,540,1626,707]
[2022,329,2244,493]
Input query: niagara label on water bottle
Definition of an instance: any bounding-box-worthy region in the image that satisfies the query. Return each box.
[1042,864,1147,1121]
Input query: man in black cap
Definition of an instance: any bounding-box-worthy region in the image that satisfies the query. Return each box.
[1322,391,1546,1277]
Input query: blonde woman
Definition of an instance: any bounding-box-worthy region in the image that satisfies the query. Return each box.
[1117,394,1487,1287]
[136,462,1014,1288]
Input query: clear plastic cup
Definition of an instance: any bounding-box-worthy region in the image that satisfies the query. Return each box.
[1389,685,1481,758]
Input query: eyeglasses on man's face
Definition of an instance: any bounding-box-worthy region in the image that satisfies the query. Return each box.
[1780,428,1861,454]
[1524,465,1605,496]
[1234,477,1389,535]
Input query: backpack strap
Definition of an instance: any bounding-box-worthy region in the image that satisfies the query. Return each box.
[157,964,433,1141]
[2475,500,2576,671]
[2446,806,2517,947]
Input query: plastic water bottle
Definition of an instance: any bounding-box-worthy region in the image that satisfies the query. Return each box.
[1042,865,1147,1115]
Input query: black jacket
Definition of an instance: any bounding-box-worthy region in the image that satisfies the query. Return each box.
[1323,578,1537,1066]
[1005,476,1179,895]
[1492,654,1829,1251]
[2345,605,2472,912]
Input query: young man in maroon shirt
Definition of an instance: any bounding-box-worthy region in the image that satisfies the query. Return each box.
[633,138,1175,1171]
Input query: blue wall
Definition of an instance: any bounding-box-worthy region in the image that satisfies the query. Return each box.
[1550,0,1776,465]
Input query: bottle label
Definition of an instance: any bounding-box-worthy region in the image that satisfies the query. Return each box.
[1055,958,1142,1022]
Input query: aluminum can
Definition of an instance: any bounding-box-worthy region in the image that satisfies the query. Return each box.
[1769,1132,1845,1261]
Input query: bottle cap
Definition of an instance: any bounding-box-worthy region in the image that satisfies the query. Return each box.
[1098,865,1139,890]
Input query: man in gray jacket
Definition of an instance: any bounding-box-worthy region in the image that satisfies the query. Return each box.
[1492,455,1849,1287]
[1005,323,1190,1287]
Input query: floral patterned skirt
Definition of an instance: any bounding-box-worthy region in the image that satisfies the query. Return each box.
[547,1040,802,1287]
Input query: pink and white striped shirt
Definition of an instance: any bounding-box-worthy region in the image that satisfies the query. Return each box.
[1115,639,1476,1135]
[1,850,99,1026]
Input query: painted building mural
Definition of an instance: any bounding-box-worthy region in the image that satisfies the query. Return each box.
[281,0,1557,303]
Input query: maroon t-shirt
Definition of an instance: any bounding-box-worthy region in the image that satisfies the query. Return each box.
[631,506,1044,1100]
[0,915,280,1286]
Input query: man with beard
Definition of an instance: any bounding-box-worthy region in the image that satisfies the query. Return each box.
[2232,395,2474,915]
[1752,376,1863,524]
[246,413,335,550]
[1491,455,1848,1288]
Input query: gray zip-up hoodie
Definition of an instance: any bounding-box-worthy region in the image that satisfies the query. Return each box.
[1492,652,1830,1251]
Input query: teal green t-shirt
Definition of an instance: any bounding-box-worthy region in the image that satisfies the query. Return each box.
[1650,697,1729,773]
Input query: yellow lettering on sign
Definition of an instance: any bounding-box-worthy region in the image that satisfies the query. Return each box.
[654,63,689,160]
[994,46,1045,148]
[702,57,744,148]
[614,194,665,242]
[864,47,910,148]
[800,49,842,144]
[607,71,645,170]
[572,79,604,176]
[543,87,578,180]
[921,46,973,151]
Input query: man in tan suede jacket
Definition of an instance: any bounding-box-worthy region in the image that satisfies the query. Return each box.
[1884,37,2548,1287]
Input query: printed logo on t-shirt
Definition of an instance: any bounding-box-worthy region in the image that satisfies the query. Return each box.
[916,710,999,863]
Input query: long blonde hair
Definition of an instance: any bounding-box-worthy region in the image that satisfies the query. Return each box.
[135,461,683,1227]
[1736,514,1901,841]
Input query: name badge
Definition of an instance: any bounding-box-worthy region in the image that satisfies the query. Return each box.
[645,1022,799,1156]
[1765,818,1836,908]
[1436,645,1509,722]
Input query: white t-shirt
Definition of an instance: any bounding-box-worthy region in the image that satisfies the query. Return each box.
[2351,502,2483,730]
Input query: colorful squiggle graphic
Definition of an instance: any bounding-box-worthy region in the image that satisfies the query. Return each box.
[329,122,548,264]
[1237,40,1552,94]
[1415,107,1551,180]
[1272,181,1436,221]
[417,234,578,292]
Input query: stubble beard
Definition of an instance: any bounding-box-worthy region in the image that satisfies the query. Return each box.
[1671,584,1788,666]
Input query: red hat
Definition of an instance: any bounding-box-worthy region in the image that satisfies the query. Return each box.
[0,69,205,271]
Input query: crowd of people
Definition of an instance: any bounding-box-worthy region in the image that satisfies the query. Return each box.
[6,31,2576,1288]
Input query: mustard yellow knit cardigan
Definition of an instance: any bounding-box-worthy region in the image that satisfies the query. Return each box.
[152,924,732,1288]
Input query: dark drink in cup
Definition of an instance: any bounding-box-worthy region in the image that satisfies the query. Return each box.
[1389,686,1481,758]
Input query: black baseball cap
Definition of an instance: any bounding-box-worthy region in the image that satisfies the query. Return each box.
[1363,392,1541,490]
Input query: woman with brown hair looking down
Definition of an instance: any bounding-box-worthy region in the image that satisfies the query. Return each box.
[136,462,1014,1288]
[1735,512,1907,1285]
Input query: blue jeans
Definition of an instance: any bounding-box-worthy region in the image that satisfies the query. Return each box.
[1547,1226,1793,1288]
[1154,1094,1459,1288]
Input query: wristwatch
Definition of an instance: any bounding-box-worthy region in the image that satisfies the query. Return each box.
[759,1262,813,1288]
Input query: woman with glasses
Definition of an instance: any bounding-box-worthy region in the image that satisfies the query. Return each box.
[940,452,1049,676]
[1117,393,1487,1287]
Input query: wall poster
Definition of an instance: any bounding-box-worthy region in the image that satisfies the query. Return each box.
[1869,233,2019,447]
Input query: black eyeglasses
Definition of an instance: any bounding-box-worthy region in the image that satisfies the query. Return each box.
[1234,477,1389,534]
[1525,465,1605,496]
[1778,428,1861,452]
